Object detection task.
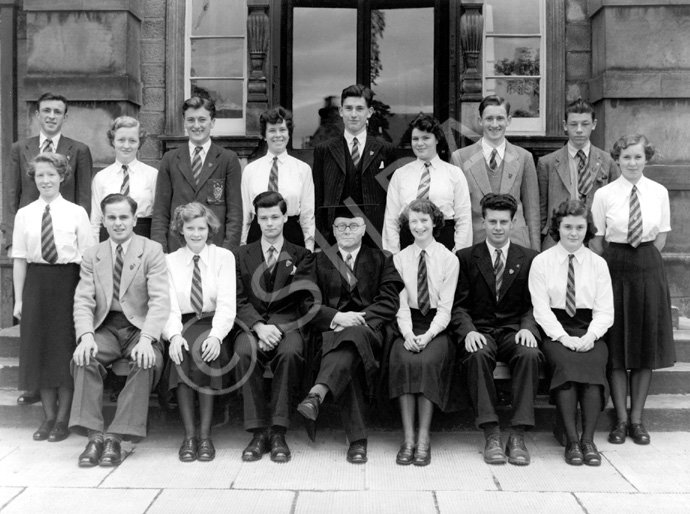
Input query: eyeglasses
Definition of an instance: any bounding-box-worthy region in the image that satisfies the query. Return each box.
[333,223,364,232]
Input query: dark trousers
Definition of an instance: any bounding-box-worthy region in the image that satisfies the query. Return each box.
[234,330,305,431]
[69,312,163,439]
[315,342,367,442]
[461,327,542,428]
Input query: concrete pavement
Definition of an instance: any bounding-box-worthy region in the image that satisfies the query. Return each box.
[1,426,689,513]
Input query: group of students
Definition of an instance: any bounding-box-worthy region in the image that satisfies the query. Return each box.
[5,86,675,470]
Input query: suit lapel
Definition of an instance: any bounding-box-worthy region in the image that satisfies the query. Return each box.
[500,244,524,301]
[95,242,114,307]
[466,145,493,197]
[328,137,347,175]
[55,137,74,160]
[474,244,496,294]
[360,137,381,175]
[23,138,40,165]
[586,147,605,185]
[175,146,197,189]
[246,241,267,299]
[500,143,520,194]
[271,242,297,295]
[119,235,144,297]
[195,142,222,189]
[555,146,572,194]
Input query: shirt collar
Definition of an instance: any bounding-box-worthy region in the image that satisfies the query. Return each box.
[183,244,209,265]
[115,158,139,170]
[412,240,438,259]
[555,241,587,263]
[567,141,591,159]
[110,237,132,256]
[344,130,367,148]
[261,237,284,257]
[267,150,288,163]
[481,138,506,160]
[486,239,510,259]
[416,155,443,170]
[189,139,212,157]
[619,174,647,192]
[39,132,61,150]
[38,194,64,208]
[338,243,362,264]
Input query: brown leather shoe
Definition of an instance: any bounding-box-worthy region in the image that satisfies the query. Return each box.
[396,442,415,466]
[628,423,650,445]
[269,433,291,463]
[506,435,530,466]
[78,440,104,468]
[346,439,367,464]
[483,434,506,465]
[99,439,122,467]
[197,438,216,462]
[242,431,270,462]
[178,437,198,462]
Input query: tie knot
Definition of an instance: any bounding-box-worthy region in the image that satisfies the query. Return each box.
[632,185,637,194]
[116,244,122,254]
[194,146,202,155]
[420,249,426,258]
[423,161,431,169]
[496,248,502,257]
[569,254,575,262]
[44,204,50,213]
[122,164,128,172]
[268,246,276,255]
[577,150,585,159]
[193,254,200,263]
[273,156,278,163]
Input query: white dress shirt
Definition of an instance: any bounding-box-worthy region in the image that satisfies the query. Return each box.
[383,156,472,253]
[90,159,158,239]
[189,139,212,165]
[12,195,94,263]
[39,132,62,152]
[343,130,367,156]
[261,236,284,259]
[591,175,671,243]
[486,239,510,270]
[109,237,132,260]
[393,240,460,338]
[529,242,614,341]
[163,244,237,342]
[240,151,315,250]
[481,138,506,168]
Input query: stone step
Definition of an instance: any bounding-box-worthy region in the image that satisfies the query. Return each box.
[0,325,19,358]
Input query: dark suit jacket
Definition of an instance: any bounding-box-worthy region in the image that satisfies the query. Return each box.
[234,239,311,332]
[312,134,396,241]
[151,142,242,253]
[451,140,540,251]
[451,242,539,342]
[3,135,93,237]
[537,144,619,249]
[73,235,170,342]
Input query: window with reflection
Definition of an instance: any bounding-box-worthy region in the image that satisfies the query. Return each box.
[185,0,247,135]
[483,0,545,135]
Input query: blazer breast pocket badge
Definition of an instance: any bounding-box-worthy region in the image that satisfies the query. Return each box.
[206,179,224,205]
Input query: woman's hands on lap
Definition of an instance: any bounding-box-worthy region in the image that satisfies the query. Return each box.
[169,334,188,365]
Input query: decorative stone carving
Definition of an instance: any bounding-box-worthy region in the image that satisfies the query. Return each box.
[460,3,483,100]
[247,5,269,101]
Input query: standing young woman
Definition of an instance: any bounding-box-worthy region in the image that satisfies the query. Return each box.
[383,114,472,254]
[389,198,459,466]
[590,134,675,445]
[12,153,94,441]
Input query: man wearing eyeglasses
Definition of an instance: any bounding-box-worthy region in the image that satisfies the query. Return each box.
[295,205,403,464]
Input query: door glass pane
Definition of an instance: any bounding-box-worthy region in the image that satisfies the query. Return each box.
[190,39,244,77]
[484,0,540,34]
[485,78,540,118]
[372,8,434,147]
[487,38,540,76]
[191,0,245,36]
[191,79,244,119]
[293,8,357,149]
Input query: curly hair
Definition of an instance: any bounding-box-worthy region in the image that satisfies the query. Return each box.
[28,152,72,183]
[399,198,445,239]
[548,199,596,244]
[260,106,294,140]
[610,133,655,161]
[106,116,147,148]
[170,202,221,246]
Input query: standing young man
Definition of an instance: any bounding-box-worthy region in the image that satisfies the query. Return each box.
[537,98,619,249]
[451,95,540,251]
[152,96,242,253]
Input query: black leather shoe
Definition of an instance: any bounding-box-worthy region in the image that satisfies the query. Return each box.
[47,421,70,442]
[483,434,506,465]
[297,393,321,442]
[396,442,415,466]
[178,437,198,462]
[628,423,650,445]
[608,420,628,444]
[99,439,122,467]
[506,435,530,466]
[346,439,368,464]
[78,440,104,467]
[270,433,291,463]
[17,392,41,406]
[565,441,583,466]
[198,438,216,462]
[242,431,270,462]
[33,419,55,441]
[413,444,431,467]
[581,439,601,466]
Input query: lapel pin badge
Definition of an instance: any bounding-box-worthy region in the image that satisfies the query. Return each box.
[509,269,514,274]
[286,260,292,267]
[130,264,135,270]
[207,162,213,167]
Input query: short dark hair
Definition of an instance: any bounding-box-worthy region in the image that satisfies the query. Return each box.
[182,96,216,119]
[564,97,596,122]
[341,84,374,108]
[101,193,138,216]
[406,114,451,162]
[106,116,147,147]
[610,133,655,161]
[399,198,445,239]
[479,95,511,117]
[36,92,69,114]
[253,191,287,215]
[28,152,72,183]
[548,199,596,243]
[480,193,518,219]
[170,202,221,245]
[260,106,294,140]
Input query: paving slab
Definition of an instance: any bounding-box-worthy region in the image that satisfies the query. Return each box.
[436,491,586,514]
[0,445,17,461]
[365,450,498,491]
[603,451,690,493]
[0,488,23,510]
[491,450,636,492]
[0,487,158,514]
[576,492,690,514]
[233,450,365,491]
[294,491,437,514]
[147,489,295,514]
[100,449,242,489]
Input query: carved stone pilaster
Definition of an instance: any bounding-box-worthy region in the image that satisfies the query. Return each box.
[246,4,269,135]
[460,2,483,101]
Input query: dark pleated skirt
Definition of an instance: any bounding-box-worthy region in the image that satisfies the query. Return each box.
[400,219,455,252]
[161,313,231,398]
[247,215,305,248]
[604,242,675,370]
[99,217,152,242]
[388,309,456,412]
[542,309,609,408]
[19,263,80,390]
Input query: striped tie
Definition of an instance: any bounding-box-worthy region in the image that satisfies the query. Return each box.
[42,139,53,153]
[565,254,576,317]
[344,252,355,287]
[266,246,277,272]
[417,161,431,199]
[267,156,279,192]
[192,146,203,185]
[120,164,130,196]
[41,204,58,264]
[627,185,643,248]
[577,150,593,198]
[493,248,503,300]
[489,149,498,171]
[191,255,203,317]
[351,138,361,167]
[113,244,123,301]
[417,250,431,315]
